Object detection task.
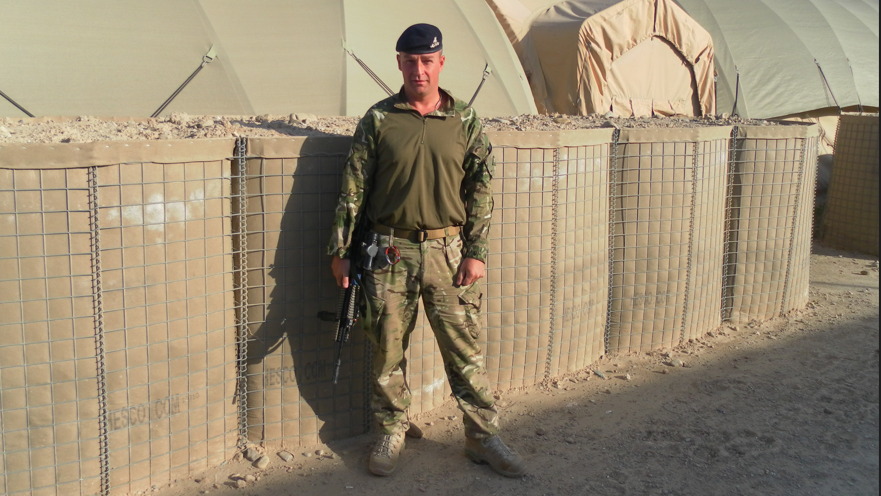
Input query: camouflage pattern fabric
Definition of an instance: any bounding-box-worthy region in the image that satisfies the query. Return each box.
[360,231,499,439]
[326,88,494,263]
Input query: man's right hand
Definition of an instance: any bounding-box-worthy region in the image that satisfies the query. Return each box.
[331,256,351,288]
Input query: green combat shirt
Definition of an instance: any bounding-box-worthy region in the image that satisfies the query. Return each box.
[327,88,494,263]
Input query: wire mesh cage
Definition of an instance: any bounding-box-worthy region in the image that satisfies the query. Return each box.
[724,125,819,322]
[608,128,731,352]
[821,114,879,256]
[0,167,103,496]
[241,138,370,447]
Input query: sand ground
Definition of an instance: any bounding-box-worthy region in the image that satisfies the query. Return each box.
[146,244,879,496]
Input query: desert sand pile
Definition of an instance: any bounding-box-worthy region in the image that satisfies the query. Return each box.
[0,112,783,145]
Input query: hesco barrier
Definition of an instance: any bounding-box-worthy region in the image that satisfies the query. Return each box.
[821,115,879,256]
[608,127,731,351]
[724,126,819,322]
[0,124,817,495]
[0,141,240,496]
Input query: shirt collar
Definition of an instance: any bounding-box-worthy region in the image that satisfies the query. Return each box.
[393,87,457,117]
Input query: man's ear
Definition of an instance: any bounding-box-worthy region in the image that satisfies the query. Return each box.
[396,53,403,71]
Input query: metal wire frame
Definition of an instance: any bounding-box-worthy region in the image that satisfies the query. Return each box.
[820,116,879,255]
[607,141,701,351]
[0,167,104,496]
[88,166,111,496]
[233,138,250,451]
[239,151,370,447]
[83,161,238,494]
[723,136,813,322]
[549,143,610,375]
[483,147,556,391]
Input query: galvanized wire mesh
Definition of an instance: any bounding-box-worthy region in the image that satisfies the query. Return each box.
[0,168,103,496]
[608,128,732,351]
[547,143,610,376]
[94,161,238,494]
[241,139,369,447]
[821,115,879,256]
[724,126,819,322]
[484,146,555,390]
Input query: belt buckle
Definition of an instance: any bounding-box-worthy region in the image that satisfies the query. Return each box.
[415,230,428,243]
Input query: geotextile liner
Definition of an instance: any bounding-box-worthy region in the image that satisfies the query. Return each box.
[0,123,819,495]
[724,125,819,322]
[608,127,731,351]
[821,115,879,256]
[0,140,239,496]
[240,138,372,446]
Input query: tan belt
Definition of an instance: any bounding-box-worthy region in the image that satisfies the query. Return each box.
[372,224,460,243]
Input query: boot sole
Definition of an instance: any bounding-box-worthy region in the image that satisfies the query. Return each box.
[464,449,525,478]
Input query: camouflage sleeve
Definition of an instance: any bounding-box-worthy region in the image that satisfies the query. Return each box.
[460,108,494,264]
[326,110,378,259]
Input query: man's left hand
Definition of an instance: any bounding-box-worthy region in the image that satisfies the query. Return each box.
[455,257,485,287]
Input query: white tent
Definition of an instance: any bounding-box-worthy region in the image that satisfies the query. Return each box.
[674,0,879,119]
[0,0,537,118]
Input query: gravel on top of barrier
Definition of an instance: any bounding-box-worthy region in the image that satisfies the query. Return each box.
[0,112,789,144]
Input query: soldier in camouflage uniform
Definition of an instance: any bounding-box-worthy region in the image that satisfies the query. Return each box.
[327,24,526,478]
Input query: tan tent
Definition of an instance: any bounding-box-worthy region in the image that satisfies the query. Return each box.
[0,0,537,118]
[488,0,716,116]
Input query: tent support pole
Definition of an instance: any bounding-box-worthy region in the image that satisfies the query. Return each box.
[0,88,34,117]
[814,59,841,113]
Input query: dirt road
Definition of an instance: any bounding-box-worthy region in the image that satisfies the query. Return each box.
[153,244,879,496]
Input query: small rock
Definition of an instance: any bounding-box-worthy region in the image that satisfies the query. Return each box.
[244,475,256,483]
[593,370,607,380]
[671,359,684,368]
[554,117,571,124]
[0,126,11,138]
[235,480,247,489]
[254,456,270,469]
[565,438,576,444]
[603,111,615,118]
[721,113,730,119]
[860,270,869,275]
[535,428,547,436]
[198,118,214,128]
[278,451,294,462]
[491,118,512,125]
[315,450,324,457]
[303,452,312,458]
[169,112,190,125]
[244,448,259,462]
[625,373,632,381]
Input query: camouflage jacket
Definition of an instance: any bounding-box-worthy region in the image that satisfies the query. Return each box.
[327,88,494,263]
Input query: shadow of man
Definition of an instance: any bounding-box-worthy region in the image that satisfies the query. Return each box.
[241,136,369,446]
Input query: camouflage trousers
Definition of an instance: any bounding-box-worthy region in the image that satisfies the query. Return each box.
[360,231,499,439]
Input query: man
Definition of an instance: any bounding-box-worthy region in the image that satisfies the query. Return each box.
[327,23,526,478]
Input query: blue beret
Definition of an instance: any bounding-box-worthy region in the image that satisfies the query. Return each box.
[396,24,443,54]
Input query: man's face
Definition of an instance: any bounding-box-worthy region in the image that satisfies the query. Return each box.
[397,51,445,99]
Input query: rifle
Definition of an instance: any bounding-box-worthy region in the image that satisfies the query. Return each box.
[318,220,379,384]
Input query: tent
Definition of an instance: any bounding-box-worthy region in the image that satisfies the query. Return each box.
[489,0,716,116]
[0,0,537,118]
[673,0,879,119]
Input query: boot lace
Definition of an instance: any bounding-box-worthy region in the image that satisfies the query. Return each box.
[373,433,402,459]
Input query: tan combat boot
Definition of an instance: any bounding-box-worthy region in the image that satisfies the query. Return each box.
[368,431,406,476]
[464,435,527,478]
